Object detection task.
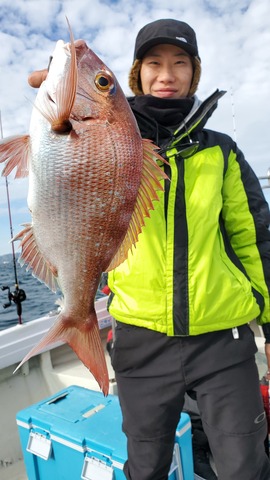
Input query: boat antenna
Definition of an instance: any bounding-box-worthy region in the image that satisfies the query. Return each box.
[229,89,270,191]
[230,86,237,142]
[0,111,26,324]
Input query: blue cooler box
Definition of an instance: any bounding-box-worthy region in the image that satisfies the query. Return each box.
[16,385,194,480]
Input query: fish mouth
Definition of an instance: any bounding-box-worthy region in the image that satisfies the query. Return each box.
[63,39,87,55]
[74,39,88,50]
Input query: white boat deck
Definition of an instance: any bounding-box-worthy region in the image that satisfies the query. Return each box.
[0,310,266,480]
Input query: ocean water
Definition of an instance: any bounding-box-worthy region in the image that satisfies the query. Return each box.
[0,253,107,331]
[0,253,59,330]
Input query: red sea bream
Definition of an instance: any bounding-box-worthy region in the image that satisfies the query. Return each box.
[0,30,167,395]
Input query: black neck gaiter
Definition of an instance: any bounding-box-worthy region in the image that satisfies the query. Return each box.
[130,95,194,127]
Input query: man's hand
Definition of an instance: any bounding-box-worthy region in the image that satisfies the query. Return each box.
[28,69,48,88]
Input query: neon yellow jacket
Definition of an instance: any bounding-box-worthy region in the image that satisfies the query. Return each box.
[108,91,270,336]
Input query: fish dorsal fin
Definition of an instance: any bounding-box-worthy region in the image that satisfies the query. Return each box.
[106,139,168,271]
[0,134,30,178]
[13,223,59,293]
[34,22,77,132]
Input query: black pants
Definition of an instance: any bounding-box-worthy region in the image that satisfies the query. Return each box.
[111,322,270,480]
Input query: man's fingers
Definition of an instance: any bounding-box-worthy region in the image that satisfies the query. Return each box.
[28,69,48,88]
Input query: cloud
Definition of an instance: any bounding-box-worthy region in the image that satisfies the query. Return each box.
[0,0,270,255]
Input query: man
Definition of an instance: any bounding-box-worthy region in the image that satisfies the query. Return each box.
[107,19,270,480]
[29,19,270,480]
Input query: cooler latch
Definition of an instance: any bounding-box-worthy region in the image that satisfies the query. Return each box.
[26,431,52,460]
[81,456,114,480]
[169,443,184,480]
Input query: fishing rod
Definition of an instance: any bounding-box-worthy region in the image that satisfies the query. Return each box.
[230,89,270,191]
[0,111,26,324]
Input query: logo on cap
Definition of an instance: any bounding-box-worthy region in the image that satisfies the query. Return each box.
[176,37,188,43]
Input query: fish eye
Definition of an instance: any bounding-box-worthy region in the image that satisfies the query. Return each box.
[95,72,115,93]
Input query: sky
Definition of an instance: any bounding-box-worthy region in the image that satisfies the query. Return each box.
[0,0,270,256]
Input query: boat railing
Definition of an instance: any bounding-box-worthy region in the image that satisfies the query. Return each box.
[0,296,111,370]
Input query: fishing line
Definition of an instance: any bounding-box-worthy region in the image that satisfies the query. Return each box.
[0,111,26,324]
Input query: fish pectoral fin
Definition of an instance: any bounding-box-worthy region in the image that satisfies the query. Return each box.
[106,139,168,271]
[13,223,59,293]
[35,21,77,133]
[13,312,109,396]
[0,134,30,178]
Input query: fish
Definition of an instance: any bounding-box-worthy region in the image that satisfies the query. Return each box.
[0,25,167,395]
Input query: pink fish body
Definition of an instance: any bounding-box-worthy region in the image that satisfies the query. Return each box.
[0,30,166,395]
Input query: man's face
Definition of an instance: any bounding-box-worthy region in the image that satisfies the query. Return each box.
[140,44,193,99]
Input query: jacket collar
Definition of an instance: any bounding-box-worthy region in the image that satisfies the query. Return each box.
[128,90,226,149]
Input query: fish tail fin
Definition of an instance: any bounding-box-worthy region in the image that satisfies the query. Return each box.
[13,312,109,396]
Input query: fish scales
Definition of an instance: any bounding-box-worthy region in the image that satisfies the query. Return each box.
[0,29,168,395]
